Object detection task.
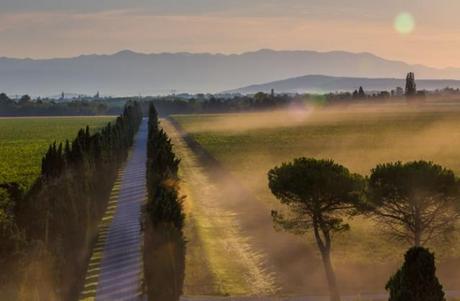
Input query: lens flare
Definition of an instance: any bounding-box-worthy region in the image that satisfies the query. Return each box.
[394,12,415,34]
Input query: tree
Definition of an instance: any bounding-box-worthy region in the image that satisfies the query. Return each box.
[386,247,445,301]
[147,184,185,229]
[0,93,12,105]
[405,72,417,97]
[268,158,364,301]
[352,89,359,99]
[19,95,31,104]
[367,161,460,247]
[358,86,366,98]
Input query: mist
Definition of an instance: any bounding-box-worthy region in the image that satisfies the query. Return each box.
[171,103,460,296]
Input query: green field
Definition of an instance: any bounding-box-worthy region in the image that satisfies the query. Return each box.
[174,106,460,199]
[173,104,460,291]
[0,116,114,189]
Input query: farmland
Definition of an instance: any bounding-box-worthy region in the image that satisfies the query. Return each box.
[171,104,460,295]
[0,116,114,189]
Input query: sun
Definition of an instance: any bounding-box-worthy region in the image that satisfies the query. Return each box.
[394,12,415,34]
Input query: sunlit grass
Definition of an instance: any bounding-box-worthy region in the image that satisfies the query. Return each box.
[163,120,278,296]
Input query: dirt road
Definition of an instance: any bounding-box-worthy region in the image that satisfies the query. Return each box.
[163,119,325,297]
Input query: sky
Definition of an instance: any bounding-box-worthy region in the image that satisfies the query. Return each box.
[1,0,460,68]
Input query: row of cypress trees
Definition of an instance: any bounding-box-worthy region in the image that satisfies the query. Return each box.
[12,101,143,300]
[144,103,185,301]
[146,103,183,228]
[41,101,142,179]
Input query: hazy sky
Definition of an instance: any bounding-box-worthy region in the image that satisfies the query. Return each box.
[1,0,459,67]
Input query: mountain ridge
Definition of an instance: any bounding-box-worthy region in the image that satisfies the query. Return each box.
[227,74,460,94]
[2,49,460,96]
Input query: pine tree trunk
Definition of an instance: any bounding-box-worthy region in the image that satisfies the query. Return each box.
[320,249,341,301]
[313,222,341,301]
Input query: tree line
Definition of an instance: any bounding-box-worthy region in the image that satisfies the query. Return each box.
[0,101,143,300]
[0,73,437,118]
[269,158,457,301]
[0,93,124,116]
[143,103,185,301]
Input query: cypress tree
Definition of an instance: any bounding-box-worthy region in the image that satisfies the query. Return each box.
[146,102,183,228]
[405,72,417,97]
[64,140,71,162]
[71,139,84,165]
[358,86,366,98]
[386,247,445,301]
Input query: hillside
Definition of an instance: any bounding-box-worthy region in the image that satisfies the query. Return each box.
[227,74,460,94]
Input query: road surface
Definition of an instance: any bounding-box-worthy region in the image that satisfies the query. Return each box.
[79,119,147,301]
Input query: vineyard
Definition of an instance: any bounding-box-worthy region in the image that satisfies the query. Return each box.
[171,105,460,294]
[3,0,460,299]
[2,103,460,300]
[0,107,143,301]
[0,116,114,189]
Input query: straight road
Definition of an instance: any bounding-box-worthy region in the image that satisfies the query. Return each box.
[80,119,148,301]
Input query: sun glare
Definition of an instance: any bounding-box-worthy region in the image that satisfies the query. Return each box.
[394,12,415,34]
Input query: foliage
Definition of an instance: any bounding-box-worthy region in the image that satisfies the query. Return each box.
[386,247,445,301]
[174,110,460,292]
[0,187,26,286]
[144,103,185,301]
[367,161,460,246]
[268,158,365,301]
[146,103,183,228]
[0,102,143,299]
[405,72,417,97]
[147,185,185,230]
[352,86,367,99]
[143,222,185,301]
[0,117,112,189]
[39,101,143,181]
[0,93,124,117]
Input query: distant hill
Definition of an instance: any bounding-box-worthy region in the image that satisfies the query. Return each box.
[2,49,460,96]
[227,75,460,95]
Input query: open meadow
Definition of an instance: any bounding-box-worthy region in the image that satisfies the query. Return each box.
[171,104,460,296]
[0,116,114,189]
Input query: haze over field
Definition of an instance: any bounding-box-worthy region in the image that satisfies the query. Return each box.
[172,106,460,294]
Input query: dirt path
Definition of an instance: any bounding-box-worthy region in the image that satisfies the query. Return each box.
[162,119,278,296]
[79,119,147,301]
[163,119,323,297]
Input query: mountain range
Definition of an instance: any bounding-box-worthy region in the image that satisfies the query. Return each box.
[2,49,460,96]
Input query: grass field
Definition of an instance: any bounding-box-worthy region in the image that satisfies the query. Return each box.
[172,104,460,292]
[0,116,114,189]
